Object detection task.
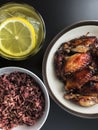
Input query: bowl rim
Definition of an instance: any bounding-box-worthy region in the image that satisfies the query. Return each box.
[0,66,50,130]
[42,20,98,119]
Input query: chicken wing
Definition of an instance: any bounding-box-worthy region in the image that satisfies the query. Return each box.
[64,53,91,74]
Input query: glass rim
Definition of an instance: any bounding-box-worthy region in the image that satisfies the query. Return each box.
[0,2,46,60]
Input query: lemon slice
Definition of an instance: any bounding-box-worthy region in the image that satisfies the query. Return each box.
[0,17,36,57]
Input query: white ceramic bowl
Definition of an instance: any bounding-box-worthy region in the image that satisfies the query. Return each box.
[42,21,98,118]
[0,67,50,130]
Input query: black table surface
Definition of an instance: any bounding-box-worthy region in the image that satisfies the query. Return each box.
[0,0,98,130]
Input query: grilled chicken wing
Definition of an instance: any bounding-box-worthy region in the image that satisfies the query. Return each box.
[64,53,91,74]
[78,96,98,107]
[71,36,97,47]
[71,36,97,53]
[54,35,98,107]
[64,94,98,107]
[65,67,93,90]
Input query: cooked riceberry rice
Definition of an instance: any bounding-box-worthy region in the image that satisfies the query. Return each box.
[0,71,45,130]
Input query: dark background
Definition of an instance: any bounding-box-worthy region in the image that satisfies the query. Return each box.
[0,0,98,130]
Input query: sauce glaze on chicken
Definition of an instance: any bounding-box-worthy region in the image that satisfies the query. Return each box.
[54,36,98,107]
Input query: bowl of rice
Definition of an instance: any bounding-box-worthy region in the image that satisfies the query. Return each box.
[0,66,50,130]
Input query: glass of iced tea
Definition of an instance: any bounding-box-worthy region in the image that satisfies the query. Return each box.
[0,3,46,60]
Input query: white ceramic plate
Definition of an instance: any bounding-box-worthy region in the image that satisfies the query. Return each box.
[0,67,50,130]
[42,21,98,118]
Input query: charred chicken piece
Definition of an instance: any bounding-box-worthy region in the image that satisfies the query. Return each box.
[80,79,98,95]
[64,93,98,107]
[65,67,93,91]
[65,77,98,107]
[71,45,89,53]
[71,36,97,53]
[78,96,98,107]
[54,42,72,81]
[64,53,91,74]
[71,36,97,47]
[54,35,98,107]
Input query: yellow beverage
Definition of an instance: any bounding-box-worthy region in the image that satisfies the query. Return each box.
[0,3,45,60]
